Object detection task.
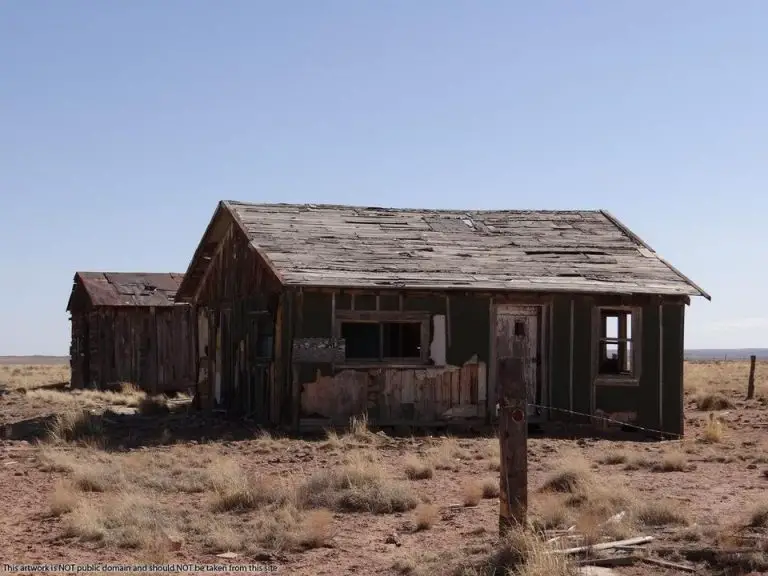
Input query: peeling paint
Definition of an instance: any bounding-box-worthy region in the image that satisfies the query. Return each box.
[300,357,487,423]
[429,315,446,366]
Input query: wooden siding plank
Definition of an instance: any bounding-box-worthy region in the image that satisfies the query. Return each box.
[662,303,685,436]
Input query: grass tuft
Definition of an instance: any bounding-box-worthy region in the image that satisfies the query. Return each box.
[635,500,688,526]
[137,395,170,416]
[651,451,688,472]
[298,453,418,514]
[403,455,434,480]
[703,413,725,443]
[747,503,768,528]
[62,500,106,542]
[540,458,593,494]
[204,521,243,553]
[49,480,78,516]
[209,460,292,512]
[414,503,439,531]
[47,408,103,443]
[462,481,483,507]
[623,453,653,471]
[695,392,734,411]
[598,451,628,465]
[73,462,124,492]
[295,508,334,549]
[492,525,576,576]
[530,494,570,531]
[349,413,378,443]
[481,478,500,499]
[428,437,472,470]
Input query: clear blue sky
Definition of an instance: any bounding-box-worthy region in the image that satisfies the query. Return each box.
[1,1,766,355]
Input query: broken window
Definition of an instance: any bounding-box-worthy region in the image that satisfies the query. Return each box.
[383,322,422,358]
[341,322,380,359]
[598,309,634,376]
[341,321,423,361]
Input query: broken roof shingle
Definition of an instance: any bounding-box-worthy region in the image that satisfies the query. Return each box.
[179,202,709,300]
[67,272,186,310]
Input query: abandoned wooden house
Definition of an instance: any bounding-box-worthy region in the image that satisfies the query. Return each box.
[67,272,196,394]
[175,201,709,436]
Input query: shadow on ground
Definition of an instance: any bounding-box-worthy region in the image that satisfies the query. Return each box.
[3,406,660,450]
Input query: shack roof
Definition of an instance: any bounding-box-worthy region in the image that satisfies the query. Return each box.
[177,201,709,301]
[67,272,186,311]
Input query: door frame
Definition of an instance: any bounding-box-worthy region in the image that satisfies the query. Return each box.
[489,299,550,423]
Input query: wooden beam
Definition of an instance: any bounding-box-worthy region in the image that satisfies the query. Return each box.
[193,222,232,304]
[292,290,303,432]
[556,536,654,555]
[335,310,430,322]
[658,302,663,429]
[747,354,757,400]
[487,297,497,423]
[569,299,574,412]
[445,295,452,348]
[498,356,527,534]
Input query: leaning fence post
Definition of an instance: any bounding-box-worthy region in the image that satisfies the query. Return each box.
[747,355,757,400]
[497,356,528,535]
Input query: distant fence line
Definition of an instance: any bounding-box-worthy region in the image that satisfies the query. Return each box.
[684,355,767,362]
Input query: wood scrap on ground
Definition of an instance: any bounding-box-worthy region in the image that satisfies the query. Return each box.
[638,556,697,572]
[556,535,655,555]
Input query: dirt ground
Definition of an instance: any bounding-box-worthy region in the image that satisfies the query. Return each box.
[1,361,767,575]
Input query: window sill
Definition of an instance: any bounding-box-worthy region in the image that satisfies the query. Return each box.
[335,361,430,370]
[594,376,640,387]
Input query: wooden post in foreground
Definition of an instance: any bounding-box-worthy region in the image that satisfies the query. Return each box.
[747,355,757,400]
[497,356,528,534]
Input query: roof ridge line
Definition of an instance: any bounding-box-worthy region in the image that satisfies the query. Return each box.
[223,200,604,213]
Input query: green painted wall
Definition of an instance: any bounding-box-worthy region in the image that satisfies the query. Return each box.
[301,292,333,337]
[294,289,686,435]
[595,385,639,413]
[662,303,685,436]
[295,291,489,380]
[550,295,572,414]
[638,302,661,431]
[572,297,593,420]
[446,295,490,365]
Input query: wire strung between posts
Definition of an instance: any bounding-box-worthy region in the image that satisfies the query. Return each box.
[523,402,684,439]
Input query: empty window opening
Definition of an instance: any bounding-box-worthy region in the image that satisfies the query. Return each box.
[599,310,633,375]
[514,320,526,337]
[341,321,422,360]
[341,322,380,359]
[383,322,421,358]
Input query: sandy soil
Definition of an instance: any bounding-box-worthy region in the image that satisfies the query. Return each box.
[1,361,767,575]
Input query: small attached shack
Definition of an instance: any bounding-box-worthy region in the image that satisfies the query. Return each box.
[176,201,709,436]
[67,272,196,394]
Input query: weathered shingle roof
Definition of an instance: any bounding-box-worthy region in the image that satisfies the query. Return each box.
[67,272,186,311]
[180,201,709,300]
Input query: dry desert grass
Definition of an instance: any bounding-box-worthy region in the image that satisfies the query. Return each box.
[0,363,70,391]
[685,358,768,398]
[39,443,337,555]
[0,360,766,575]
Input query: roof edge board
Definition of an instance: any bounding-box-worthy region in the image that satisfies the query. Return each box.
[176,201,230,301]
[599,210,711,301]
[223,201,286,287]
